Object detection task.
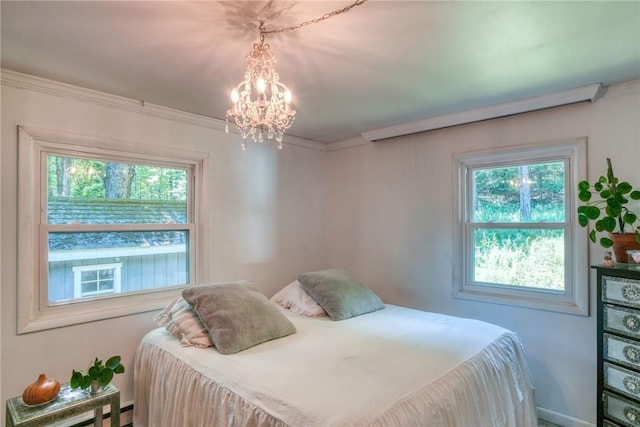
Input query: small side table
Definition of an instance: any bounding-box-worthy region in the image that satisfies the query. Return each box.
[6,382,120,427]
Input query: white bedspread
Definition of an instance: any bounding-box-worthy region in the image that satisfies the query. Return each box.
[134,305,537,426]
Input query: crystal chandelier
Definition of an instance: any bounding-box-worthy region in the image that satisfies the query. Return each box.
[225,0,368,150]
[225,27,294,150]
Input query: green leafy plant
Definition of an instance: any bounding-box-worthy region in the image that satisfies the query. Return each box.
[577,158,640,248]
[70,356,125,390]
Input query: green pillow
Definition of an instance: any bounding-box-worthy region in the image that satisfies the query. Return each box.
[298,269,385,321]
[182,283,296,354]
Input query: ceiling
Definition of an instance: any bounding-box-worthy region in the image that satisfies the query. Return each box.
[2,1,640,144]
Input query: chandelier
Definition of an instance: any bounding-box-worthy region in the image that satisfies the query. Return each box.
[225,25,294,150]
[225,0,368,150]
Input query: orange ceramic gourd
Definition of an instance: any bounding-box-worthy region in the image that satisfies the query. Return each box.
[22,374,60,405]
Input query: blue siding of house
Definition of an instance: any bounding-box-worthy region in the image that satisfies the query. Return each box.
[49,252,188,301]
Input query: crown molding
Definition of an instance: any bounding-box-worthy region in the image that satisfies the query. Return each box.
[326,136,371,152]
[361,83,604,142]
[596,78,640,100]
[1,69,223,129]
[1,69,326,151]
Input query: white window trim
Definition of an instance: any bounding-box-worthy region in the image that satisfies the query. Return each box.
[72,263,122,298]
[17,126,210,333]
[452,137,589,316]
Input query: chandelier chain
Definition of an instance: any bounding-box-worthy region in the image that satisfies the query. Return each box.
[260,0,368,36]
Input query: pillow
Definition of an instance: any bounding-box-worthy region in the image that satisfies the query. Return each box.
[154,297,213,348]
[298,269,385,321]
[182,283,296,355]
[270,280,327,317]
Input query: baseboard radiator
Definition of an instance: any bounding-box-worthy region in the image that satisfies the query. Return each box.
[69,403,133,427]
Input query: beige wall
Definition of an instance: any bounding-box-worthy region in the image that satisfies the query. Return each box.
[3,69,639,426]
[325,79,640,425]
[0,73,327,417]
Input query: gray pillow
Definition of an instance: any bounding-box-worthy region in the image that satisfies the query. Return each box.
[182,283,296,354]
[298,269,385,321]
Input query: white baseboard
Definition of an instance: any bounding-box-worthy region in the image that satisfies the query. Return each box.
[538,407,595,427]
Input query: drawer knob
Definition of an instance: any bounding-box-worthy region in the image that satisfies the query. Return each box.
[624,376,640,394]
[624,346,640,364]
[625,406,640,425]
[623,284,640,302]
[624,315,640,332]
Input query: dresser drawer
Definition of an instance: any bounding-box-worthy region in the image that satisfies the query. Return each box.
[604,391,640,426]
[606,362,640,399]
[606,304,640,339]
[605,334,640,370]
[604,276,640,308]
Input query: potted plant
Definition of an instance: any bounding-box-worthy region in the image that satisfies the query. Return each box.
[70,355,125,394]
[577,158,640,263]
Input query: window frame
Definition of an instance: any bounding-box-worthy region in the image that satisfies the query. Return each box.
[452,138,589,316]
[17,126,209,333]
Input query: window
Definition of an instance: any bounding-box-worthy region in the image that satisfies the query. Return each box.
[17,126,209,333]
[72,264,122,298]
[453,138,588,315]
[45,154,191,303]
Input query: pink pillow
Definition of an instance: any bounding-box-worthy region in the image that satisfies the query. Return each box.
[271,280,327,317]
[154,297,213,348]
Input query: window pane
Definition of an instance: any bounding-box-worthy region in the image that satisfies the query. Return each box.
[81,270,97,282]
[81,282,97,295]
[472,228,564,291]
[472,161,565,223]
[97,279,114,293]
[48,231,189,303]
[99,269,114,280]
[47,155,188,224]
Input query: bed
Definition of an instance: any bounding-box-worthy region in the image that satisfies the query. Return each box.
[133,272,537,427]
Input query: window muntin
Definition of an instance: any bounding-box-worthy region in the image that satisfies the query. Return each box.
[454,139,588,315]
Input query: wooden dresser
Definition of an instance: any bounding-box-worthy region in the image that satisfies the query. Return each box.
[596,264,640,426]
